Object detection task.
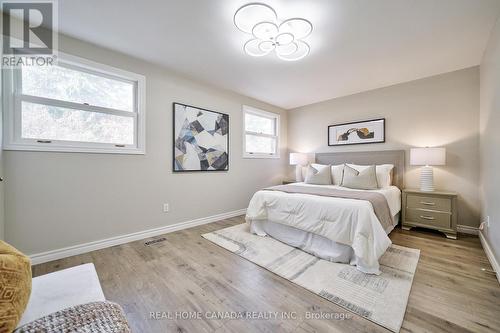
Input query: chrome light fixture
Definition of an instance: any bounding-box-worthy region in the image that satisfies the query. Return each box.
[234,3,312,61]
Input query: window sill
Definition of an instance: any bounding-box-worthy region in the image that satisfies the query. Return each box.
[3,143,145,155]
[243,153,280,159]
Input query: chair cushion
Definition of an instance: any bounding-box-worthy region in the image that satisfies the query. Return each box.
[0,241,32,333]
[17,263,105,328]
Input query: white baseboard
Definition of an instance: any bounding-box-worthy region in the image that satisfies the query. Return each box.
[29,208,247,265]
[479,231,500,284]
[457,224,479,235]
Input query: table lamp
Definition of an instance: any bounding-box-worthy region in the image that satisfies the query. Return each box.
[410,147,446,192]
[289,153,308,182]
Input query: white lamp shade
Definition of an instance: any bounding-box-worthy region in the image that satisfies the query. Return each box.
[410,147,446,166]
[290,153,308,166]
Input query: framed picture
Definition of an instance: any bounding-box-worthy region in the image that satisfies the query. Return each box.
[173,103,229,172]
[328,118,385,146]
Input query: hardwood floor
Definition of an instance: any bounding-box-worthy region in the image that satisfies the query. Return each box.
[33,216,500,333]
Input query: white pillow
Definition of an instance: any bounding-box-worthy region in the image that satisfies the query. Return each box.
[311,163,344,185]
[331,164,345,186]
[304,164,332,185]
[341,165,378,190]
[346,163,394,188]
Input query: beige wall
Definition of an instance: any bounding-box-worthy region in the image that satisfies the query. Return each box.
[3,35,287,255]
[480,18,500,260]
[288,67,480,227]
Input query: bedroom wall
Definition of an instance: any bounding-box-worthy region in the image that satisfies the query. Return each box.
[0,80,4,241]
[288,67,480,228]
[480,17,500,263]
[3,34,287,255]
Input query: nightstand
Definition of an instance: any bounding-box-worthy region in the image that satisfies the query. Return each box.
[282,180,296,185]
[402,189,458,239]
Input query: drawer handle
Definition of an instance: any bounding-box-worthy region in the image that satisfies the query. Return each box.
[420,215,435,220]
[420,201,436,206]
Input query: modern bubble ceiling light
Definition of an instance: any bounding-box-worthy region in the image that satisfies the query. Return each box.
[234,3,312,61]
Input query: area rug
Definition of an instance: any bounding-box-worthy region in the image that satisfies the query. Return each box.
[202,223,420,332]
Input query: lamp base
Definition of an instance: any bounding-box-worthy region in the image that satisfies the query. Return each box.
[420,166,434,192]
[295,165,303,182]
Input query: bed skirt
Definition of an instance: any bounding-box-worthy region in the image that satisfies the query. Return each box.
[250,215,399,274]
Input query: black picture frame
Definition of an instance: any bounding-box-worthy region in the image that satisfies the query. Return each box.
[328,118,385,146]
[172,102,229,172]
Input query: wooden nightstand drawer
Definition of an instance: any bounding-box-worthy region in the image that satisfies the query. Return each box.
[406,194,451,212]
[402,189,458,239]
[405,208,451,229]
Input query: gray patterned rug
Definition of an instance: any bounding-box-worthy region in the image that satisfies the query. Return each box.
[202,223,419,332]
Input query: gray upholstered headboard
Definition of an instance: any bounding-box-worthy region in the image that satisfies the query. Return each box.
[315,150,405,189]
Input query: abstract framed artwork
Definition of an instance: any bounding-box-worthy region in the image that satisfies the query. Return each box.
[328,118,385,146]
[173,103,229,172]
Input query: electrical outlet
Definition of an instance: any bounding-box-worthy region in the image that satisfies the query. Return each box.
[486,216,490,227]
[163,203,169,213]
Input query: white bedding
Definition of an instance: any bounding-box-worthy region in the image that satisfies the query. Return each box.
[245,184,401,274]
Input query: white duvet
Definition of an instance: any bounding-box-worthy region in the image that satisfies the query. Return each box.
[245,183,401,274]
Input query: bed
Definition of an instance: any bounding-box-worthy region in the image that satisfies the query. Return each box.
[245,150,405,274]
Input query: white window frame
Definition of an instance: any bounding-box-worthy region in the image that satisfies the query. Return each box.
[2,52,146,154]
[242,105,280,159]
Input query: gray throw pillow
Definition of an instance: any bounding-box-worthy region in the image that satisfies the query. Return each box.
[304,164,332,185]
[341,164,378,190]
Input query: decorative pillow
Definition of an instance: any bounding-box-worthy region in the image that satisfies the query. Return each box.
[311,163,344,185]
[305,164,332,185]
[0,241,32,333]
[346,163,394,188]
[310,163,329,173]
[341,164,378,190]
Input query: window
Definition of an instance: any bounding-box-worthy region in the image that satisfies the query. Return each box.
[3,53,146,154]
[243,105,280,158]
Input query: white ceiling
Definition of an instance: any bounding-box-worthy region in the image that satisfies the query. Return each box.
[57,0,500,109]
